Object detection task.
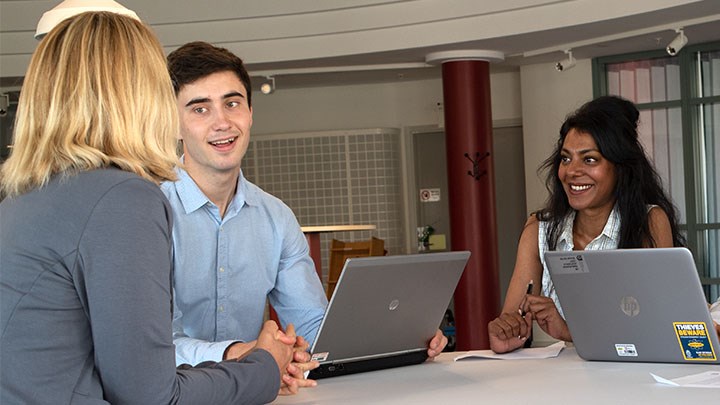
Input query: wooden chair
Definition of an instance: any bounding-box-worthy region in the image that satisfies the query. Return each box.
[326,237,385,299]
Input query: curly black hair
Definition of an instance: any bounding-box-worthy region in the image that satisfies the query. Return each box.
[536,95,685,249]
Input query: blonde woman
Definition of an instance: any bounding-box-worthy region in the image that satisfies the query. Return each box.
[0,12,295,404]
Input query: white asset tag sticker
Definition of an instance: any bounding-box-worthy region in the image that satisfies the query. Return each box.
[311,352,329,362]
[615,344,638,357]
[546,254,589,275]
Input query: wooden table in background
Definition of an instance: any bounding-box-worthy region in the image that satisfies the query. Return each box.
[301,225,377,279]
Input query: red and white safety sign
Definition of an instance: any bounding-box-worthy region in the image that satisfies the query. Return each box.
[419,188,441,202]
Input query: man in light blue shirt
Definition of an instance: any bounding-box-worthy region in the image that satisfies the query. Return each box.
[164,41,448,384]
[162,167,327,364]
[162,42,327,391]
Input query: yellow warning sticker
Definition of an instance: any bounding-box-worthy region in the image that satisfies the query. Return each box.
[673,322,717,361]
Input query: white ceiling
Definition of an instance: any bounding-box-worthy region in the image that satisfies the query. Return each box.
[1,0,719,89]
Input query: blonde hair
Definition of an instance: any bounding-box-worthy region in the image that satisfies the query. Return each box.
[1,12,178,196]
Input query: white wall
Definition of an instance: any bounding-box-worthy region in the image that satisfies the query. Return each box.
[251,60,593,217]
[520,58,594,214]
[515,58,594,344]
[251,70,522,136]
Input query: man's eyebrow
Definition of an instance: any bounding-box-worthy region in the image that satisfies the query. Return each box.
[223,91,244,99]
[185,97,210,108]
[184,92,244,108]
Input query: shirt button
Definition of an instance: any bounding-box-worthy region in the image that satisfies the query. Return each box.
[219,306,224,312]
[219,267,225,273]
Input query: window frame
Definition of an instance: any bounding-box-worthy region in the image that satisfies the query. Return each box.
[592,41,720,300]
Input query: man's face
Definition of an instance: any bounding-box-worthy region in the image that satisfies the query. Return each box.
[176,70,252,179]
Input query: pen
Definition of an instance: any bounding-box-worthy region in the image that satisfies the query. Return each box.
[518,280,533,316]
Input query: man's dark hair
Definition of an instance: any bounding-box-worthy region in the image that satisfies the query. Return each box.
[167,41,252,107]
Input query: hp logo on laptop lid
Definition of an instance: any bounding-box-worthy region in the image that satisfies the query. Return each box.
[620,296,640,317]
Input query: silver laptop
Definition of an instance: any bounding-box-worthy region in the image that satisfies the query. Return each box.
[307,251,470,379]
[545,248,719,364]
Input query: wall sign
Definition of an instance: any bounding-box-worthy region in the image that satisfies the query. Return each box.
[419,188,441,202]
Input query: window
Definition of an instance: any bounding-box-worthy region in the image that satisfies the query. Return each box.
[593,42,720,302]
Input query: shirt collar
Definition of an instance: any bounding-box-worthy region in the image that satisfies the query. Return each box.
[174,168,211,214]
[228,171,258,215]
[173,158,257,215]
[557,211,576,248]
[600,204,621,243]
[557,204,620,248]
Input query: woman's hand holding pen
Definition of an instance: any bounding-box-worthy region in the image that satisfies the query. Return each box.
[523,296,572,342]
[517,281,533,317]
[489,280,533,354]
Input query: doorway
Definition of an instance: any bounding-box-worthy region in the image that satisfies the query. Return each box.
[411,125,527,303]
[413,131,451,252]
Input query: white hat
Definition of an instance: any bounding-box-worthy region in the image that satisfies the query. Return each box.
[35,0,140,39]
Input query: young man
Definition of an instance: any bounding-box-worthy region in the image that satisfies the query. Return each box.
[163,41,448,378]
[162,42,327,378]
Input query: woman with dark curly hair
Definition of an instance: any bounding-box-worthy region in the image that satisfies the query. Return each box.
[488,95,685,353]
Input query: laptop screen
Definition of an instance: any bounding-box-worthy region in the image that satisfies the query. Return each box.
[545,248,719,364]
[308,251,470,378]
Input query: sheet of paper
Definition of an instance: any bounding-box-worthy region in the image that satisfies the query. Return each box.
[454,341,565,361]
[651,371,720,388]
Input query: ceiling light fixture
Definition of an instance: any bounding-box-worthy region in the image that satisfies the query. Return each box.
[666,28,687,56]
[260,76,275,95]
[555,50,576,72]
[522,15,716,59]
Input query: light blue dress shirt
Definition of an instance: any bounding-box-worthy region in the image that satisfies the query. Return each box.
[162,168,328,366]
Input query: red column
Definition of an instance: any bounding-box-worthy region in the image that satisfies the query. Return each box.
[430,52,501,350]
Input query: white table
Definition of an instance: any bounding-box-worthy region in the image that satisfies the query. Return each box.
[274,346,718,404]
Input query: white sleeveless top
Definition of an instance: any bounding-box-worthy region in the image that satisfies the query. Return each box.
[538,205,622,318]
